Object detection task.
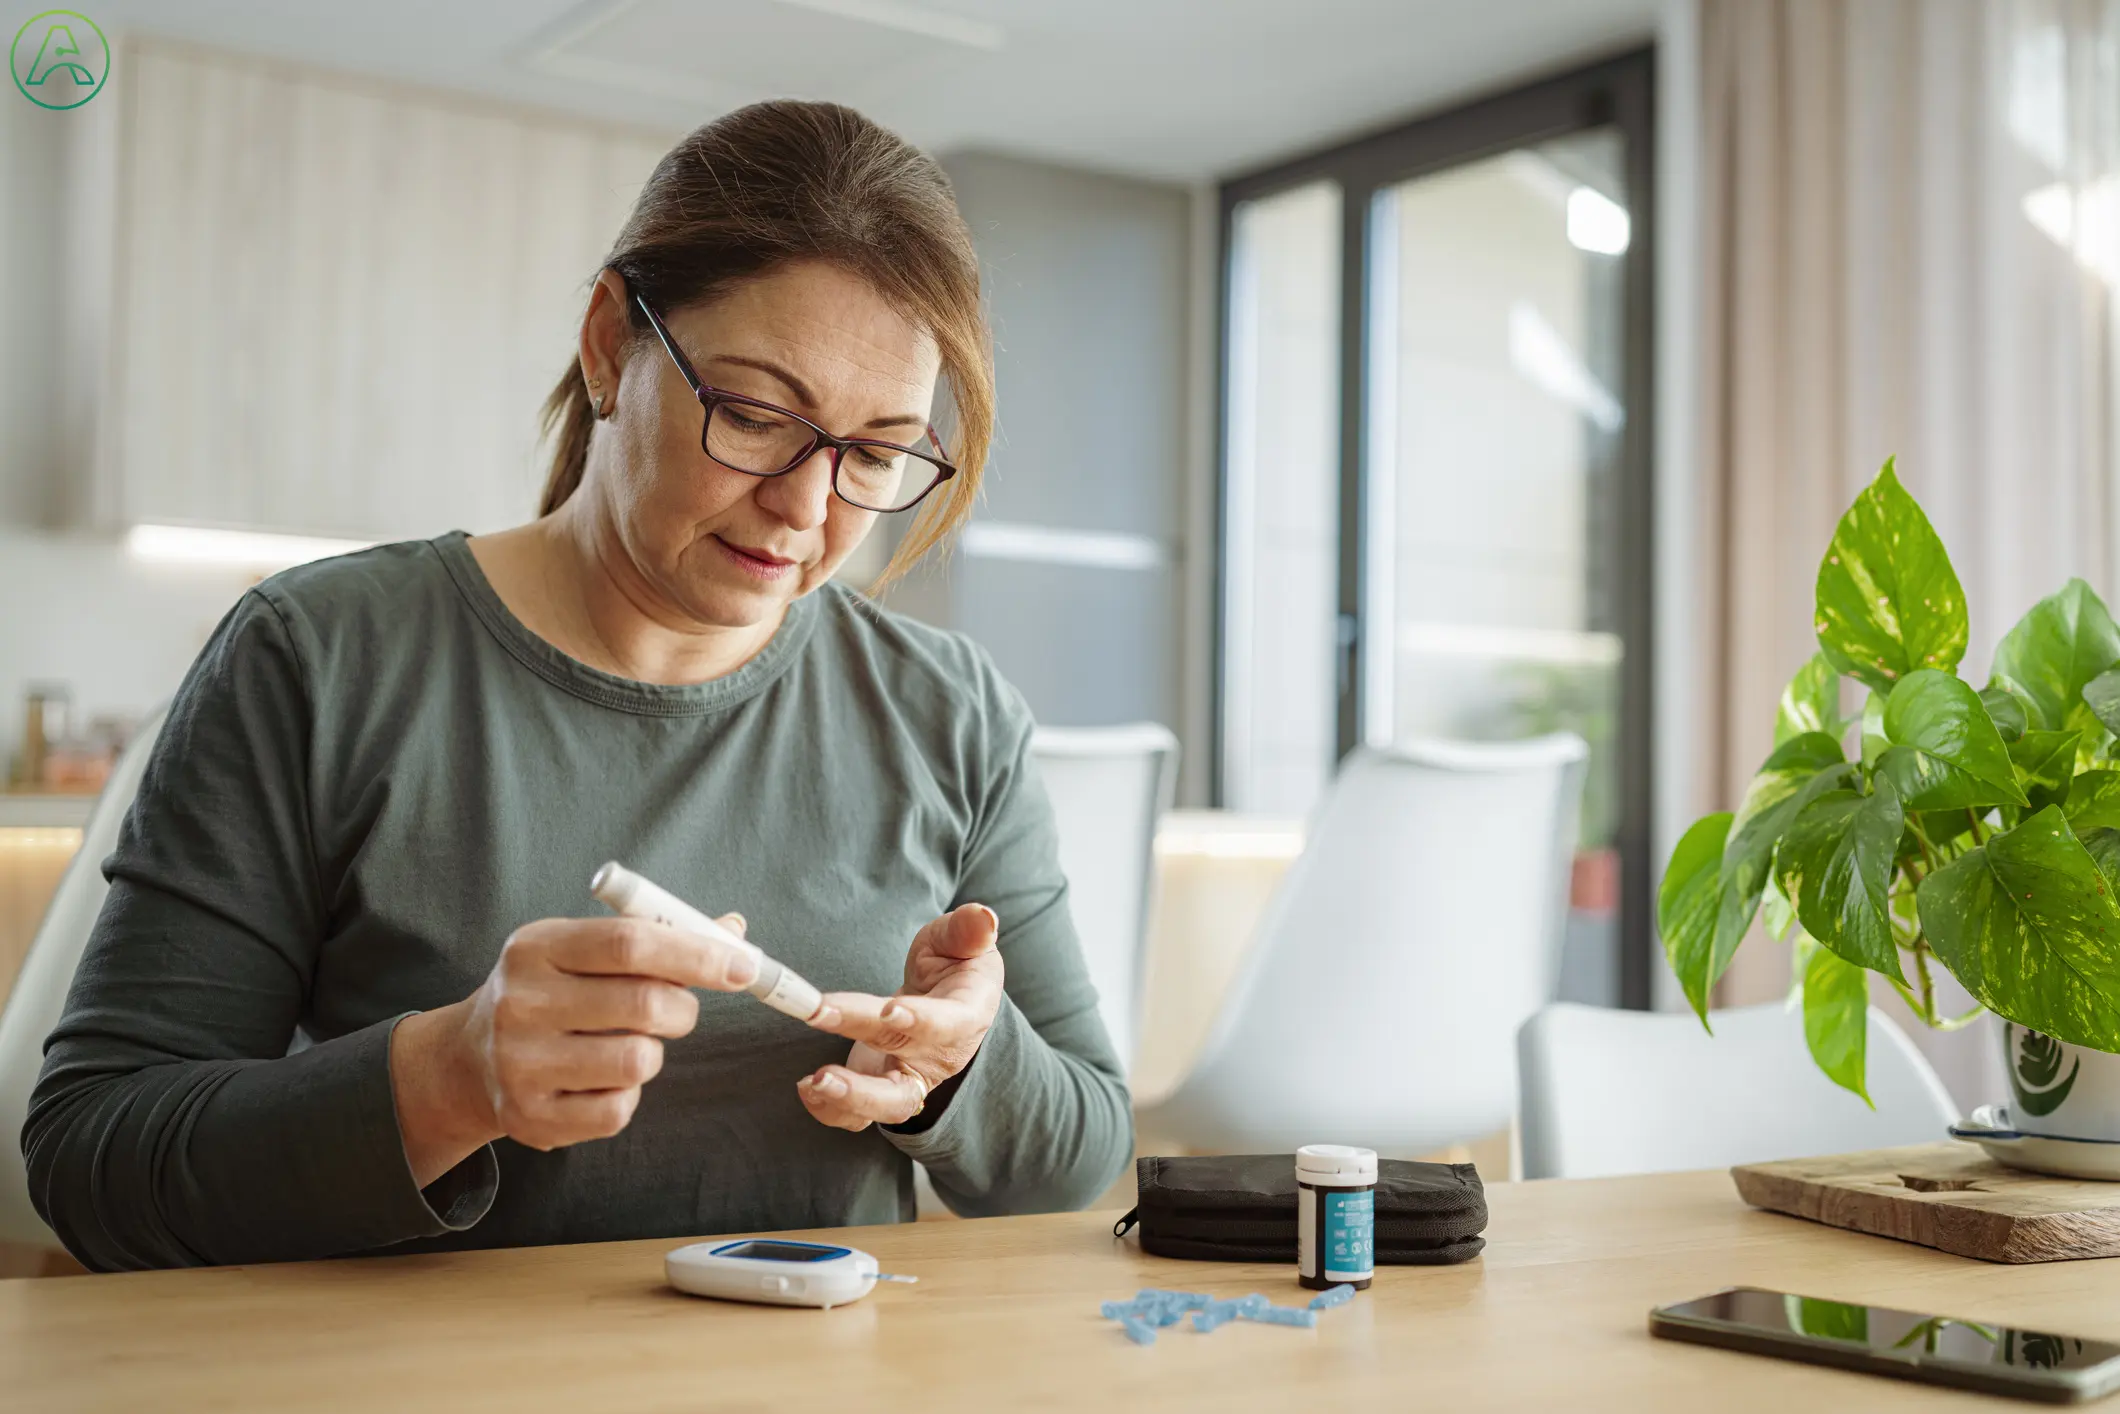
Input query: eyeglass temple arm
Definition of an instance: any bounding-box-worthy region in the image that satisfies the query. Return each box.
[635,292,708,393]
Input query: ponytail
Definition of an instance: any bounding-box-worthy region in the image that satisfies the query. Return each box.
[538,362,596,516]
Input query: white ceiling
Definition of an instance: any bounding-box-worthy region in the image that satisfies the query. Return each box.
[81,0,1660,182]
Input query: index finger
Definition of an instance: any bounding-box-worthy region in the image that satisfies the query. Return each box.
[534,917,761,993]
[808,990,982,1050]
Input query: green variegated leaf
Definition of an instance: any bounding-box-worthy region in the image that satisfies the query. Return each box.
[1709,738,1853,1006]
[1991,579,2120,735]
[1861,690,1889,768]
[1917,807,2120,1052]
[1802,943,1873,1104]
[1913,807,1981,848]
[2081,826,2120,898]
[1980,686,2029,742]
[1659,812,1734,1025]
[1761,868,1796,941]
[2011,730,2083,814]
[1813,459,1968,694]
[1787,1295,1869,1342]
[1777,653,1844,746]
[1789,929,1818,1004]
[2085,667,2120,738]
[1776,776,1907,981]
[1878,669,2028,809]
[2064,770,2120,832]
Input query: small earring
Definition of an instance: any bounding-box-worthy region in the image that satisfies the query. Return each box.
[589,378,609,420]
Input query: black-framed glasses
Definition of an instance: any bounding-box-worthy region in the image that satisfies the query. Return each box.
[635,294,957,514]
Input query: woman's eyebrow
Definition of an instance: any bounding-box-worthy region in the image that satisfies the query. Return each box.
[703,353,926,432]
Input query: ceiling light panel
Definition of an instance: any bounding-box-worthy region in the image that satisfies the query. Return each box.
[535,0,985,109]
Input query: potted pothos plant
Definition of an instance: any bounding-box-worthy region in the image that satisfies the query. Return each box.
[1657,459,2120,1119]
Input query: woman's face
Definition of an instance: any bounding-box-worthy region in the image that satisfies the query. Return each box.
[587,259,942,628]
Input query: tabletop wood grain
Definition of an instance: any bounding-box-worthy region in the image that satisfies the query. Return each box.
[4,1167,2116,1412]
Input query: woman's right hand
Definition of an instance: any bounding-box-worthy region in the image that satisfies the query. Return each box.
[389,914,758,1187]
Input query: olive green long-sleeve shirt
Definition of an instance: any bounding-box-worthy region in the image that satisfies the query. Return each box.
[25,533,1131,1271]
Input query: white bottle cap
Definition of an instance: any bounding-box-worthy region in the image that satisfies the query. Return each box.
[1296,1144,1379,1185]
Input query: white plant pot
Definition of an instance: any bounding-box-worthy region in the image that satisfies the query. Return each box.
[1996,1021,2120,1143]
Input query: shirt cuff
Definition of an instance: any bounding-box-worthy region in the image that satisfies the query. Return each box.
[311,1012,497,1248]
[877,995,1029,1169]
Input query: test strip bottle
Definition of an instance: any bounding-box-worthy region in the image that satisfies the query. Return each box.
[1297,1144,1376,1291]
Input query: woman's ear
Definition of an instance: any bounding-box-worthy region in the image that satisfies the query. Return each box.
[577,269,633,418]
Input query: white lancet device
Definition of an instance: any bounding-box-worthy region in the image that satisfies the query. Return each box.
[664,1239,916,1309]
[590,861,825,1023]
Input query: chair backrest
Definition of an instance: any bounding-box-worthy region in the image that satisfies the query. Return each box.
[1145,734,1587,1155]
[0,705,167,1247]
[1029,724,1179,1073]
[1515,1000,1962,1180]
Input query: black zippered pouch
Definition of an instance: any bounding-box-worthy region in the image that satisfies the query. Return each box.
[1112,1154,1487,1264]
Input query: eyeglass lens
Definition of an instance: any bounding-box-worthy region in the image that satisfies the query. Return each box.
[704,401,946,512]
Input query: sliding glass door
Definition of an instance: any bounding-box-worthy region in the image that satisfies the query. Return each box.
[1221,182,1341,816]
[1216,53,1656,1007]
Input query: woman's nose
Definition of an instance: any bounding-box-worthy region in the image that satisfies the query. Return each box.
[754,446,836,530]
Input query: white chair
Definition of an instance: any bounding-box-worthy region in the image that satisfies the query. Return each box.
[1136,734,1587,1156]
[1515,1000,1961,1179]
[0,705,168,1248]
[1029,724,1179,1072]
[915,723,1174,1219]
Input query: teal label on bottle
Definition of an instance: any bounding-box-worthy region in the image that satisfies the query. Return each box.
[1323,1188,1373,1278]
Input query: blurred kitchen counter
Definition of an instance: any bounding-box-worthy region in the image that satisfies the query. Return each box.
[1130,810,1304,1104]
[0,798,90,1008]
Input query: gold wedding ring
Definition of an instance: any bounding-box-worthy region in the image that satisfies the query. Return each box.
[899,1064,931,1116]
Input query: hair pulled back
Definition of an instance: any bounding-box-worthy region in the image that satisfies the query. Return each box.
[539,100,991,587]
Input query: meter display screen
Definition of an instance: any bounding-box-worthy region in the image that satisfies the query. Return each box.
[713,1241,848,1263]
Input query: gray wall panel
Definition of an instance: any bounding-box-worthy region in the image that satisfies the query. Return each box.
[878,151,1190,734]
[953,557,1178,728]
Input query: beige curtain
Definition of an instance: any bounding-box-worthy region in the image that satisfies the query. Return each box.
[1696,0,2120,1100]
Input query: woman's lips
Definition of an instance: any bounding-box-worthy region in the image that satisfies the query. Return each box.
[713,535,798,581]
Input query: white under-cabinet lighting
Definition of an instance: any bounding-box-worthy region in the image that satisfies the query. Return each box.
[125,524,372,573]
[1565,186,1631,255]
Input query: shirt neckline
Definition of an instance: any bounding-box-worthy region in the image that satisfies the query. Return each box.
[430,530,818,718]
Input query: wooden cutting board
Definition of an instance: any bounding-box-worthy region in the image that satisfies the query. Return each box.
[1732,1143,2120,1263]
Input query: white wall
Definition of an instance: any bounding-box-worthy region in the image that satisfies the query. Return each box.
[0,529,254,761]
[0,68,241,764]
[0,89,65,528]
[0,42,671,775]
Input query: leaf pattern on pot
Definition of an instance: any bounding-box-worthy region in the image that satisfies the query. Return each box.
[2006,1331,2082,1370]
[2008,1024,2082,1118]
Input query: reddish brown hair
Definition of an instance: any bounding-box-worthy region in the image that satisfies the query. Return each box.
[539,100,990,588]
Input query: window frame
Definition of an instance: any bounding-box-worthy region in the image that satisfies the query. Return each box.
[1212,48,1659,1008]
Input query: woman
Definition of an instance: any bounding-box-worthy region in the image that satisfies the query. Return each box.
[25,101,1132,1271]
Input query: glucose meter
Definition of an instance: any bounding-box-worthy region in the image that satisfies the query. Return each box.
[664,1239,917,1309]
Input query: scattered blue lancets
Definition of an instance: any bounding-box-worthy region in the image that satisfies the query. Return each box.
[1101,1287,1354,1344]
[1308,1283,1357,1311]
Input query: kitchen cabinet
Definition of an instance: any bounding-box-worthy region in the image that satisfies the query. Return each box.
[91,42,673,541]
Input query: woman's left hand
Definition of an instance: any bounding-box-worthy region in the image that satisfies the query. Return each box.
[797,903,1003,1131]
